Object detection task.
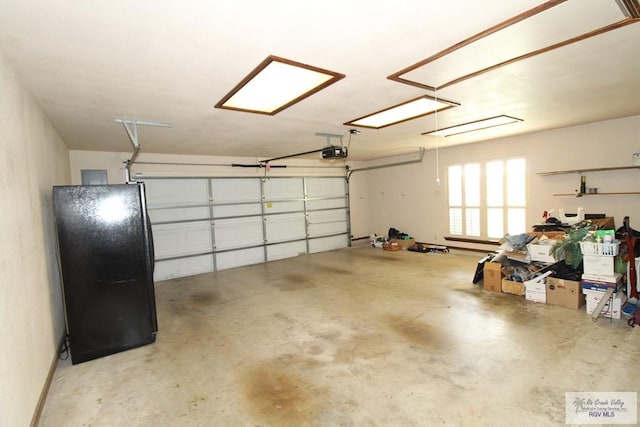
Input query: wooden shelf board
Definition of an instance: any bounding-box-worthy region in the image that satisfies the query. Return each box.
[538,165,640,176]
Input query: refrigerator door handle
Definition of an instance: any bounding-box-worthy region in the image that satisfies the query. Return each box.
[146,214,155,274]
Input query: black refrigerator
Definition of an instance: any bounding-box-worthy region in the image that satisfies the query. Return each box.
[53,183,158,364]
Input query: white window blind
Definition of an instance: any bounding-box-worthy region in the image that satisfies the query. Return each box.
[448,158,526,239]
[448,166,462,235]
[464,164,480,236]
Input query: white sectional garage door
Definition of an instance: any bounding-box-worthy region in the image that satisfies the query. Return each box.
[142,177,350,281]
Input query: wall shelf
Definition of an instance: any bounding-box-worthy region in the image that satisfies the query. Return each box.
[540,165,640,196]
[537,165,640,176]
[553,192,640,197]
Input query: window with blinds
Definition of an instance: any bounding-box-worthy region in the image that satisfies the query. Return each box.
[448,159,526,239]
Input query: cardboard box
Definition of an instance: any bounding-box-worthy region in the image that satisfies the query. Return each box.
[584,290,626,319]
[389,238,415,250]
[590,217,615,230]
[581,273,622,293]
[529,231,566,240]
[582,254,615,276]
[525,280,547,303]
[581,272,622,283]
[546,277,585,309]
[527,242,560,263]
[502,279,525,296]
[483,261,503,292]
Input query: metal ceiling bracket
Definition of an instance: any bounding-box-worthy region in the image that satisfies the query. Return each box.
[315,132,344,147]
[115,119,172,148]
[115,119,172,182]
[120,120,139,149]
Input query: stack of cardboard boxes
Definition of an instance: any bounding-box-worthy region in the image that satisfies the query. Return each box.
[580,240,625,319]
[483,258,589,310]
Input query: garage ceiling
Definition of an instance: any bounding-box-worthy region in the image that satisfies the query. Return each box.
[1,0,639,161]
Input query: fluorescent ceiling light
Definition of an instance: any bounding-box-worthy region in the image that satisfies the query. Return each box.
[422,115,523,137]
[344,95,459,129]
[389,0,633,91]
[215,55,345,115]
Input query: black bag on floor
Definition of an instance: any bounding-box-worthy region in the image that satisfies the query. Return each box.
[628,308,640,327]
[388,227,408,240]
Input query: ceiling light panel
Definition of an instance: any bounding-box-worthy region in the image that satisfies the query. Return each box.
[615,0,640,18]
[422,115,523,137]
[344,95,459,129]
[215,55,345,115]
[391,0,628,90]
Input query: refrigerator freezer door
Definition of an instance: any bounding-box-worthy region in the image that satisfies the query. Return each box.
[53,184,157,364]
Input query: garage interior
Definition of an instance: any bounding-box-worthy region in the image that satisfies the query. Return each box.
[2,1,640,426]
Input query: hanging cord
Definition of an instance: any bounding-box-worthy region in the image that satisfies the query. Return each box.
[434,88,440,185]
[59,335,70,360]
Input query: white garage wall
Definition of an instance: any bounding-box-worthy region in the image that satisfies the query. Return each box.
[0,52,70,426]
[69,115,640,254]
[359,115,640,251]
[69,151,351,184]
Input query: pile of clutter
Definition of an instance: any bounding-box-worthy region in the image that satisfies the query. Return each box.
[369,228,448,253]
[478,216,639,323]
[369,228,415,251]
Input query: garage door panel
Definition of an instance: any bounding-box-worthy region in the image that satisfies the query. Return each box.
[145,179,209,207]
[263,178,303,200]
[153,221,212,259]
[267,241,307,261]
[142,176,349,279]
[265,213,306,243]
[306,177,346,198]
[308,210,348,237]
[213,203,262,218]
[214,217,263,250]
[211,178,261,203]
[148,206,210,223]
[263,200,304,214]
[309,235,349,253]
[154,255,214,281]
[216,247,265,270]
[307,198,347,210]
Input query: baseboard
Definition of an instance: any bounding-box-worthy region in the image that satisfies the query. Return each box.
[30,334,65,427]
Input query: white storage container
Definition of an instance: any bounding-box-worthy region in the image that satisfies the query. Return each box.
[525,286,546,303]
[524,272,550,304]
[527,242,560,263]
[579,241,619,256]
[584,290,626,319]
[582,254,615,276]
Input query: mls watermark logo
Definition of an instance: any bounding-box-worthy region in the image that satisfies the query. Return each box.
[566,392,637,424]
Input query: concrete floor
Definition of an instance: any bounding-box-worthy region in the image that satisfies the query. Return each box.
[40,245,639,426]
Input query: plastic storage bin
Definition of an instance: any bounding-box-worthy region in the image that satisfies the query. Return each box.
[579,241,620,256]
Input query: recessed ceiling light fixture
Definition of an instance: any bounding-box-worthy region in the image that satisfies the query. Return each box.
[215,55,345,115]
[422,115,523,137]
[344,95,459,129]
